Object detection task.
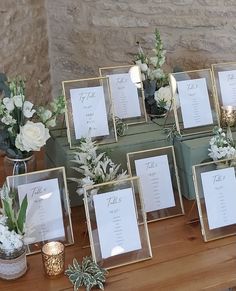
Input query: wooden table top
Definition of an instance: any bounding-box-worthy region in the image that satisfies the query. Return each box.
[1,152,236,291]
[0,201,236,291]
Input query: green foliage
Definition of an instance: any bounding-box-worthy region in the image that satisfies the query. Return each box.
[156,97,167,109]
[0,184,28,235]
[65,257,108,291]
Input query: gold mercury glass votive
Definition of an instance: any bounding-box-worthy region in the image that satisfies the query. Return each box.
[221,105,236,127]
[41,241,65,277]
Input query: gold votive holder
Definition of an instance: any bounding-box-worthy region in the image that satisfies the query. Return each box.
[221,105,236,127]
[41,241,65,278]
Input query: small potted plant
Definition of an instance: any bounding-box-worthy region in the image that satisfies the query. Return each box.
[65,256,108,291]
[0,183,28,280]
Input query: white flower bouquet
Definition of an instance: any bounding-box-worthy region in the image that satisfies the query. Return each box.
[208,127,236,161]
[70,137,128,197]
[0,77,65,158]
[0,184,27,258]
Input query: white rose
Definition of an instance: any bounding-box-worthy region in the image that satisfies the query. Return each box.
[13,95,24,108]
[23,101,36,118]
[154,85,180,109]
[15,121,50,152]
[2,97,14,112]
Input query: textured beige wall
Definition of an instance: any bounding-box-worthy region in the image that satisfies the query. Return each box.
[46,0,236,96]
[2,1,236,99]
[0,0,51,101]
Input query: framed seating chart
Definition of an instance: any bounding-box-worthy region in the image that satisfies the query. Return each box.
[99,65,147,125]
[6,167,74,254]
[212,62,236,128]
[127,146,184,223]
[212,62,236,108]
[62,77,117,148]
[169,69,219,136]
[83,177,152,269]
[192,159,236,242]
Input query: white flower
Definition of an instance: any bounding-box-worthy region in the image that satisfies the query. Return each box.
[3,97,14,112]
[13,95,24,108]
[208,127,236,161]
[150,68,165,80]
[149,56,158,67]
[0,220,23,254]
[135,60,148,72]
[23,101,36,118]
[15,121,50,152]
[39,109,52,122]
[1,114,16,126]
[154,85,180,109]
[46,118,56,127]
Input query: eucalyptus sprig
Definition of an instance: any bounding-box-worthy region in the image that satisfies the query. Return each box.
[65,257,108,291]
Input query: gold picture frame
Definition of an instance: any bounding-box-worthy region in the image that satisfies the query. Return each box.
[83,176,152,269]
[192,159,236,242]
[99,65,147,125]
[6,167,74,255]
[62,77,117,148]
[169,69,219,137]
[212,62,236,128]
[127,146,184,223]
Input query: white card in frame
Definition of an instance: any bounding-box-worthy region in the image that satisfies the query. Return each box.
[6,167,74,254]
[62,77,117,148]
[83,176,152,269]
[169,69,219,136]
[127,146,184,223]
[192,159,236,242]
[212,62,236,107]
[99,65,147,125]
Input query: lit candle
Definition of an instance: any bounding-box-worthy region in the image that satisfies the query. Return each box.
[41,241,65,277]
[221,105,236,127]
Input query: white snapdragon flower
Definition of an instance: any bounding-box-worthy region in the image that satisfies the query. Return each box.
[15,121,50,152]
[46,118,56,128]
[39,109,52,122]
[150,68,165,80]
[3,97,14,112]
[135,60,148,72]
[13,95,24,108]
[23,101,36,118]
[1,114,16,126]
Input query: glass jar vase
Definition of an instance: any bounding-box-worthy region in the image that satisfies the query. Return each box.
[0,246,27,280]
[4,153,36,177]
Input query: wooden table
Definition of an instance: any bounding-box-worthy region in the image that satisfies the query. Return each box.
[1,201,236,291]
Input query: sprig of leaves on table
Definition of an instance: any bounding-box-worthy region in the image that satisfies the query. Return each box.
[65,256,108,291]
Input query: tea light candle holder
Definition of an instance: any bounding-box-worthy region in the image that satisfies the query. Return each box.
[41,241,65,277]
[221,105,236,127]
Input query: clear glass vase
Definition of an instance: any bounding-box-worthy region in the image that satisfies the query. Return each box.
[3,153,36,177]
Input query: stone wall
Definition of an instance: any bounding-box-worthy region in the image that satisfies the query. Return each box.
[2,1,236,98]
[46,0,236,96]
[0,0,51,101]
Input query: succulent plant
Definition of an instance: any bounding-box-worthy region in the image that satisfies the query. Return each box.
[65,257,108,291]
